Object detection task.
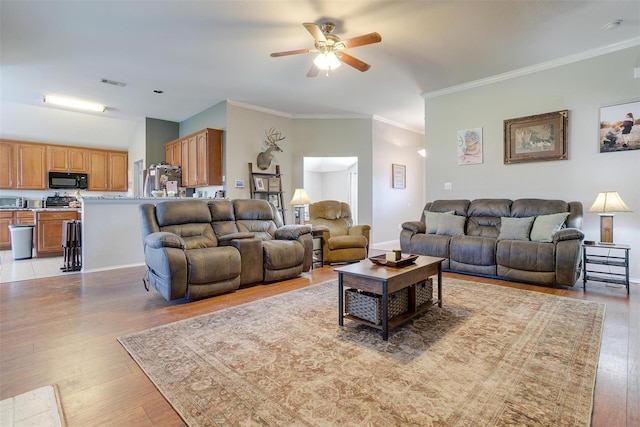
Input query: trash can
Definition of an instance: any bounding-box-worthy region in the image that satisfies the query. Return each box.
[8,224,35,260]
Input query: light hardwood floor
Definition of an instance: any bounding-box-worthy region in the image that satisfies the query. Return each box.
[0,264,637,426]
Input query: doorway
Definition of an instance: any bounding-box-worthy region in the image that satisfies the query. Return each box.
[303,157,359,223]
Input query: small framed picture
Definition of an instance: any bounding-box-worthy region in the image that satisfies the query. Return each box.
[392,164,406,189]
[268,194,279,207]
[234,179,244,189]
[254,177,265,191]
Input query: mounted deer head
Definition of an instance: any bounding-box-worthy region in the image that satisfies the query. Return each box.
[257,127,285,170]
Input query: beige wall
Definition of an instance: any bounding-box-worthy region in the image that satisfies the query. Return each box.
[423,45,640,280]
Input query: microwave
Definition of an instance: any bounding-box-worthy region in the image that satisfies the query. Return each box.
[48,171,88,190]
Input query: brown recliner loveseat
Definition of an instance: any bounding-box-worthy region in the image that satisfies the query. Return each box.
[139,199,312,301]
[400,198,584,287]
[308,200,370,264]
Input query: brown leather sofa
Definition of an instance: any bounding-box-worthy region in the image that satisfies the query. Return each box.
[308,200,370,264]
[139,199,312,301]
[400,199,584,287]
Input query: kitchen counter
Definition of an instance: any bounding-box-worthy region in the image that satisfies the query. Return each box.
[79,197,221,272]
[0,208,80,212]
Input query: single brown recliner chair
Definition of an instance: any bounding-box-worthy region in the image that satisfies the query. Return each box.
[308,200,370,264]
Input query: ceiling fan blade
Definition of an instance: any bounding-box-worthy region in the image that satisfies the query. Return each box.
[341,32,382,49]
[336,52,371,72]
[270,48,311,57]
[306,64,319,78]
[303,22,326,43]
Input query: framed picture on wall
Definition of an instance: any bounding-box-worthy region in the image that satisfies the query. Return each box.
[504,110,568,164]
[392,164,406,189]
[457,127,483,165]
[599,100,639,153]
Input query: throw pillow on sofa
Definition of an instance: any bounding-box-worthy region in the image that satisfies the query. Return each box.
[498,216,535,241]
[530,212,570,242]
[425,211,455,234]
[436,214,466,236]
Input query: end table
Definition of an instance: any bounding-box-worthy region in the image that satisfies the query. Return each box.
[582,243,630,294]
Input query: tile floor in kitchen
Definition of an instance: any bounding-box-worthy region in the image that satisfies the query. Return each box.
[0,250,68,283]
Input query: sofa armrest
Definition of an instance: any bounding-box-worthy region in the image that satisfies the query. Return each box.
[217,232,255,244]
[402,221,426,234]
[144,232,185,250]
[275,225,311,240]
[348,224,371,236]
[553,228,585,243]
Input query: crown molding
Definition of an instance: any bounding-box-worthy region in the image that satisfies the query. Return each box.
[422,37,640,100]
[226,99,292,118]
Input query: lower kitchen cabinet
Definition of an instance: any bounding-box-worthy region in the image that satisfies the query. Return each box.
[0,211,12,249]
[36,211,80,257]
[0,210,36,250]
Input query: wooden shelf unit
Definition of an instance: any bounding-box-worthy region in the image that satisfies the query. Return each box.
[248,162,285,223]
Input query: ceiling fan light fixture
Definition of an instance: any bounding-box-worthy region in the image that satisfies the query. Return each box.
[314,51,341,70]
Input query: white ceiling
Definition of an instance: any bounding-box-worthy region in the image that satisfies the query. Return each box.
[2,1,639,134]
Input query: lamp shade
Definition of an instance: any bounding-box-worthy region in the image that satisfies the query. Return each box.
[314,52,341,70]
[588,191,632,213]
[290,188,311,206]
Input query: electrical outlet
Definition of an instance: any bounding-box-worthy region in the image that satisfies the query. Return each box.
[444,182,452,190]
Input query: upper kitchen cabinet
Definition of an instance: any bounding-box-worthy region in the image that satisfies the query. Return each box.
[0,141,15,188]
[0,140,46,190]
[165,128,222,188]
[88,149,128,192]
[48,145,88,172]
[16,142,47,190]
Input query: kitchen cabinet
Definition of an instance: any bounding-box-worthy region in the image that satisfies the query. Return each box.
[0,142,15,188]
[36,210,80,257]
[0,211,12,249]
[16,143,47,190]
[164,128,222,188]
[88,149,128,192]
[48,146,88,172]
[0,139,128,191]
[0,210,36,250]
[165,140,182,172]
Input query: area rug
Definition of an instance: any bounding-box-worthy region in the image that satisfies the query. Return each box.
[0,385,66,427]
[118,279,605,426]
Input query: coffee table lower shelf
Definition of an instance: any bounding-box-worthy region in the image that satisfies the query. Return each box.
[344,298,441,332]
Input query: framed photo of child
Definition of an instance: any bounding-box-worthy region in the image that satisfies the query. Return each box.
[599,101,639,153]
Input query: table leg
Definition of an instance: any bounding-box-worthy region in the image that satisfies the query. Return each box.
[382,281,388,341]
[338,273,344,326]
[437,263,443,308]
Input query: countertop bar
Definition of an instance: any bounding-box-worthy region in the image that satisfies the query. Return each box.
[0,208,81,212]
[80,197,218,272]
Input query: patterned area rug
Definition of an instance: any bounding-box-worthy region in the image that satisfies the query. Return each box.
[118,279,604,426]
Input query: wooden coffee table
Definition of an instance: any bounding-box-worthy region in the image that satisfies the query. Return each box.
[335,255,444,340]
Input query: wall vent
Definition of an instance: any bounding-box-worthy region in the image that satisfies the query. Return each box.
[100,78,127,87]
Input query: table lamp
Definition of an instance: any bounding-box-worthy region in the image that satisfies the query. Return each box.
[587,191,632,244]
[290,188,310,225]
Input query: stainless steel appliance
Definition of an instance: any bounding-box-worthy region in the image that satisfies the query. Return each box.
[48,171,88,190]
[0,197,25,209]
[143,163,182,196]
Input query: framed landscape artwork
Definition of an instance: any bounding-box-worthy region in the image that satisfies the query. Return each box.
[503,110,568,164]
[599,100,639,153]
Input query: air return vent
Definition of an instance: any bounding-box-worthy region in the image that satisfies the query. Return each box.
[100,78,127,87]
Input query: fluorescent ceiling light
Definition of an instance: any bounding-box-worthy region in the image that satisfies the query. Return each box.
[43,95,105,112]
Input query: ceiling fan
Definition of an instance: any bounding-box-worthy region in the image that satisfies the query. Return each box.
[270,22,382,77]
